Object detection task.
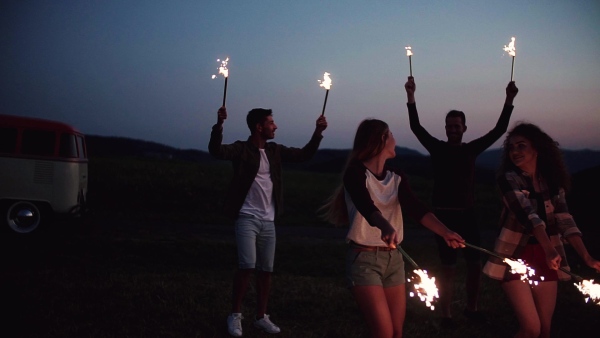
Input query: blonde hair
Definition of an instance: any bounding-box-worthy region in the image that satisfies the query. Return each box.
[319,119,390,226]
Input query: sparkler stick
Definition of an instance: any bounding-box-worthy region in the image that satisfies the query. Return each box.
[465,242,537,283]
[211,57,229,106]
[503,37,516,81]
[559,267,583,282]
[318,72,332,116]
[405,46,413,77]
[397,245,420,269]
[223,77,228,107]
[467,243,599,303]
[464,242,503,260]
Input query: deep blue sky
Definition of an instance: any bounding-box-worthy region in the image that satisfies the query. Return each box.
[2,1,599,153]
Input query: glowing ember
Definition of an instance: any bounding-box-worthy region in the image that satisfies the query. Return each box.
[318,72,332,90]
[504,258,538,284]
[503,37,516,57]
[405,46,413,56]
[575,279,600,305]
[407,269,438,311]
[211,57,229,79]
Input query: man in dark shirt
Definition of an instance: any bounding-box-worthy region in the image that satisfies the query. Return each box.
[404,77,518,325]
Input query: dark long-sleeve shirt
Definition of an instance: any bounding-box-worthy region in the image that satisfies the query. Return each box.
[407,103,514,208]
[209,124,323,220]
[343,160,429,246]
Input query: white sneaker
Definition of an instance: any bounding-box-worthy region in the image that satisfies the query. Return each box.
[227,313,243,337]
[254,314,280,334]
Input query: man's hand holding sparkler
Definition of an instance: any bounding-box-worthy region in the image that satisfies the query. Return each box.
[505,81,519,106]
[216,106,227,128]
[314,115,328,135]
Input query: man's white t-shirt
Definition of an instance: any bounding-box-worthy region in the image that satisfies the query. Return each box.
[239,149,275,221]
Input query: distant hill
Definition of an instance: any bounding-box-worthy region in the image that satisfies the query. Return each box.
[86,135,215,162]
[477,148,600,174]
[86,135,600,178]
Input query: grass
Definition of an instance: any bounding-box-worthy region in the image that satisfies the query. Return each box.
[3,157,599,337]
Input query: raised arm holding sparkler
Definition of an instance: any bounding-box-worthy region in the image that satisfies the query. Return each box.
[482,122,600,337]
[211,58,229,107]
[318,72,332,116]
[209,105,327,337]
[503,37,516,81]
[404,75,518,326]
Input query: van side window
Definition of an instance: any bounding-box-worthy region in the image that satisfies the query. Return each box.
[76,135,87,159]
[0,127,18,154]
[22,130,55,156]
[59,133,78,158]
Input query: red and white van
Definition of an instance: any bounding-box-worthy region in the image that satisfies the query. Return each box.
[0,114,88,234]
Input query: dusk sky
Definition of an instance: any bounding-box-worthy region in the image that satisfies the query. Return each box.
[2,1,599,154]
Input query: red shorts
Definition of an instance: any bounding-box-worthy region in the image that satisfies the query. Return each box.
[506,243,559,282]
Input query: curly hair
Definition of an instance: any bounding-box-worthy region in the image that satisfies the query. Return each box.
[499,122,571,192]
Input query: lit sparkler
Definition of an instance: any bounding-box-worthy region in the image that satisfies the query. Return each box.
[559,267,600,306]
[397,246,439,311]
[405,46,413,77]
[466,242,599,303]
[318,72,332,116]
[211,57,229,106]
[574,279,600,305]
[503,37,516,81]
[464,242,538,284]
[504,257,539,285]
[409,269,439,311]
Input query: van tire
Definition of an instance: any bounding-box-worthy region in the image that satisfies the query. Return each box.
[6,201,42,234]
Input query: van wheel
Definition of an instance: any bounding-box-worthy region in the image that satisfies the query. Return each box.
[6,201,42,234]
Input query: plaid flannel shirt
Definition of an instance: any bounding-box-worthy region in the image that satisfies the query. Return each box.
[483,169,582,281]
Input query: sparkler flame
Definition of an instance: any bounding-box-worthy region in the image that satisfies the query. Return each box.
[405,46,413,57]
[504,258,538,285]
[575,279,600,305]
[503,37,516,57]
[318,72,332,90]
[407,269,439,311]
[211,57,229,79]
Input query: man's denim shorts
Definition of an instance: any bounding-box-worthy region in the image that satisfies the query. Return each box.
[234,214,276,272]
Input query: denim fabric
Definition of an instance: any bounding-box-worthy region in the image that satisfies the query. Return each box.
[234,214,276,272]
[346,247,405,288]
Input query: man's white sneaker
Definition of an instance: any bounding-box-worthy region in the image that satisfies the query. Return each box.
[227,313,243,337]
[254,314,280,334]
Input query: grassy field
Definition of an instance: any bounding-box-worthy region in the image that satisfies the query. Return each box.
[3,157,599,337]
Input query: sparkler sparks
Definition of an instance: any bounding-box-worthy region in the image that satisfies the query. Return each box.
[464,243,538,283]
[503,37,516,81]
[211,57,229,106]
[397,246,439,310]
[503,37,516,57]
[211,58,229,79]
[405,46,413,76]
[504,258,539,285]
[408,269,439,311]
[574,279,600,305]
[318,72,332,115]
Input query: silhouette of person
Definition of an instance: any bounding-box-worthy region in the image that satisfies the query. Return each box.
[404,76,518,326]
